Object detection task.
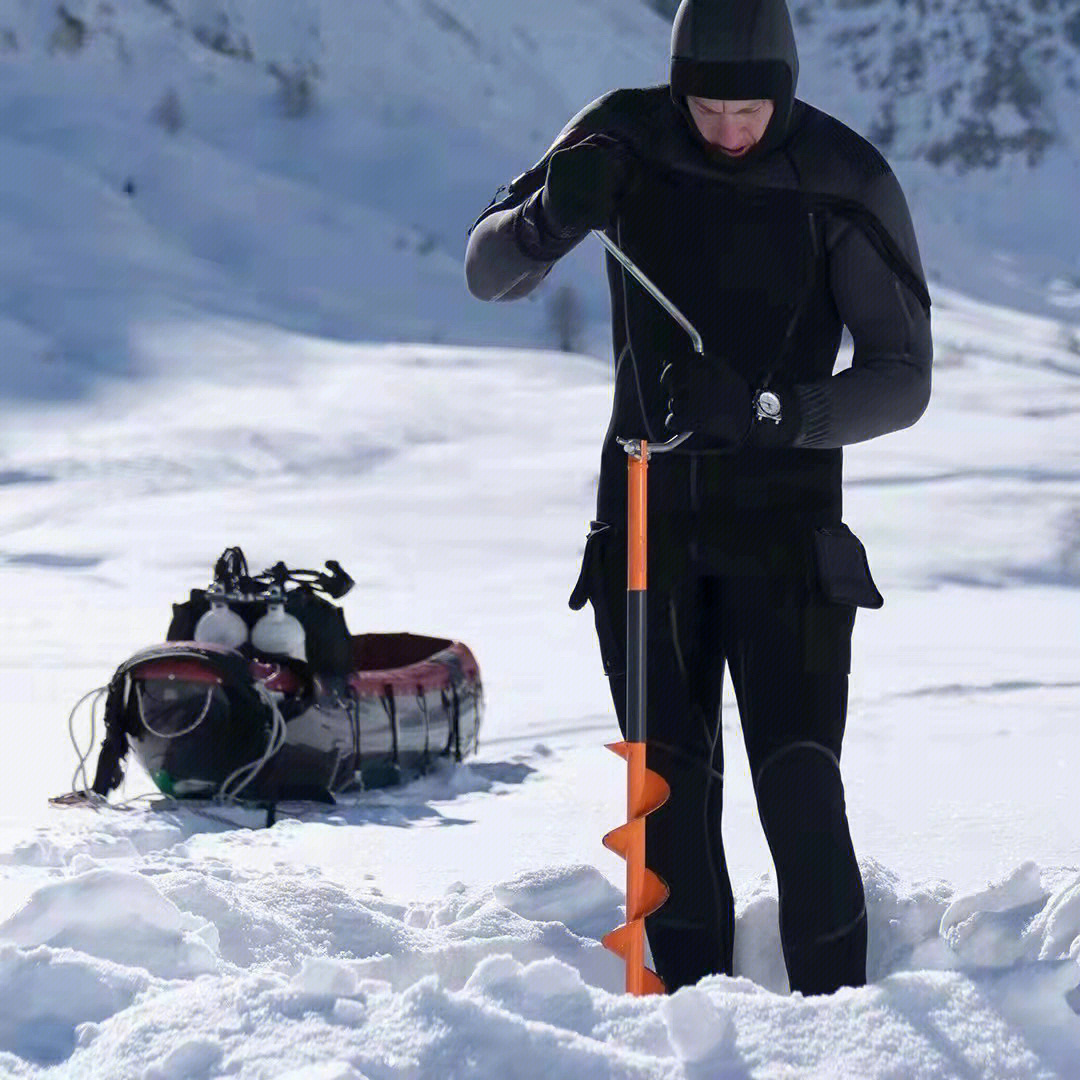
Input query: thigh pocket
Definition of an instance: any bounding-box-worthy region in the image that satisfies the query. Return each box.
[569,520,626,677]
[800,522,880,675]
[810,523,884,609]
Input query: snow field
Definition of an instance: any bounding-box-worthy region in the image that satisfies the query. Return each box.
[0,317,1079,1075]
[0,832,1079,1078]
[0,2,1079,1072]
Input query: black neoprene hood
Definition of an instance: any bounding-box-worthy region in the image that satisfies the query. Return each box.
[669,0,800,169]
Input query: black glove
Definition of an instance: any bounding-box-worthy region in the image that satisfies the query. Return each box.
[513,134,639,262]
[660,351,754,450]
[541,134,639,235]
[661,352,804,450]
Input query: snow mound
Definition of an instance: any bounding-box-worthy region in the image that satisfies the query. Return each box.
[659,984,738,1066]
[1028,877,1080,962]
[1,857,1078,1076]
[491,863,625,941]
[0,867,219,979]
[340,870,625,996]
[940,860,1049,968]
[155,861,415,970]
[275,1064,369,1080]
[0,942,151,1066]
[143,1037,224,1080]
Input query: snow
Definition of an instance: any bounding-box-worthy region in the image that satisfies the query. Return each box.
[1,856,1079,1076]
[0,867,220,978]
[1,324,1078,1077]
[0,1,1079,1076]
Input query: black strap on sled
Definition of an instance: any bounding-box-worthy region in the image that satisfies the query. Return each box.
[380,685,400,767]
[415,684,431,769]
[90,670,129,796]
[451,683,462,763]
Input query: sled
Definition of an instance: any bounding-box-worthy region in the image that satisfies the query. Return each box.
[55,550,482,809]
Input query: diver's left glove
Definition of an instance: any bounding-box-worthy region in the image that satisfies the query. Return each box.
[661,350,802,450]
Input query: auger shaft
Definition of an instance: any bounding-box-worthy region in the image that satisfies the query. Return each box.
[590,229,700,996]
[625,445,648,743]
[602,440,670,995]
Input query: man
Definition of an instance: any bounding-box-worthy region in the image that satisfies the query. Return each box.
[464,0,932,996]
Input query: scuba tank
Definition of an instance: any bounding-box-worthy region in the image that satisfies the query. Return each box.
[193,588,249,651]
[250,589,307,661]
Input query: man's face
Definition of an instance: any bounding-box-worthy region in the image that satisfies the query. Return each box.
[686,97,775,157]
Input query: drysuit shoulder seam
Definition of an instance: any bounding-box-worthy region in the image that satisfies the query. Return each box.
[791,107,931,316]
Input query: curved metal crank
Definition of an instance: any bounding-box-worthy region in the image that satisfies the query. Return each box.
[593,229,698,460]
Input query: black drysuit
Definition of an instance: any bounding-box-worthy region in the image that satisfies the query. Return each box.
[464,0,932,995]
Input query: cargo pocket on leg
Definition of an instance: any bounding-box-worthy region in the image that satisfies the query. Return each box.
[801,522,882,675]
[810,524,884,609]
[569,520,625,678]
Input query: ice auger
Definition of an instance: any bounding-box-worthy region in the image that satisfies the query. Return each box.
[593,229,701,995]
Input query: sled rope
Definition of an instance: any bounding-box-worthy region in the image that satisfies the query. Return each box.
[135,682,215,740]
[67,684,110,796]
[217,684,288,803]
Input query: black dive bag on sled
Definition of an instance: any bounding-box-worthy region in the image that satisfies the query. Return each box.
[86,548,482,804]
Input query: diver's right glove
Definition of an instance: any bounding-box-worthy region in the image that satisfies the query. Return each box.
[513,134,640,262]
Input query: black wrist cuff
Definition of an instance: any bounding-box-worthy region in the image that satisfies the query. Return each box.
[511,190,588,263]
[790,382,830,447]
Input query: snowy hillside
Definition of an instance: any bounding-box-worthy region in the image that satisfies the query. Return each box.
[791,0,1080,322]
[1,1,1080,1076]
[2,282,1080,1074]
[0,0,665,401]
[0,0,1079,406]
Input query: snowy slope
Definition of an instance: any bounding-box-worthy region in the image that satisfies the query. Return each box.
[1,0,1079,408]
[0,0,666,401]
[791,0,1080,324]
[2,284,1080,1075]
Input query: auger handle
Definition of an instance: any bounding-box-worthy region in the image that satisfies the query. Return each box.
[592,229,699,994]
[593,229,699,458]
[593,227,727,994]
[593,230,704,356]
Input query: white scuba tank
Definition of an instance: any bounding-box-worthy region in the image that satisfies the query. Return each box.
[194,595,249,651]
[251,599,306,661]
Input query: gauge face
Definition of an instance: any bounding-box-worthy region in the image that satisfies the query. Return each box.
[757,391,781,417]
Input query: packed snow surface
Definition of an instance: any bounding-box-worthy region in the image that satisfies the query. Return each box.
[1,295,1080,1076]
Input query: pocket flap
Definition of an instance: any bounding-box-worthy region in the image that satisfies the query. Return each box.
[568,521,613,610]
[811,523,884,609]
[568,561,591,611]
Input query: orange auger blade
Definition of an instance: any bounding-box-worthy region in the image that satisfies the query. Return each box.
[602,924,667,996]
[602,741,670,995]
[605,740,670,821]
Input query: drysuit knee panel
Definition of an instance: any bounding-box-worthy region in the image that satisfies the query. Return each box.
[753,740,846,845]
[747,747,846,881]
[754,739,839,791]
[753,740,863,944]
